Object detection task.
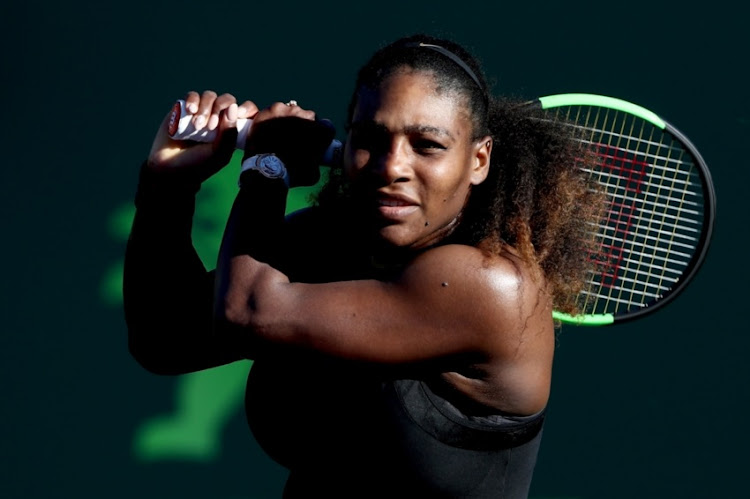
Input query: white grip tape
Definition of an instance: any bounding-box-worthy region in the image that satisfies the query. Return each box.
[167,99,342,165]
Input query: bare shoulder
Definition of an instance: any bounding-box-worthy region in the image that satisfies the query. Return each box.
[403,243,547,321]
[404,244,554,413]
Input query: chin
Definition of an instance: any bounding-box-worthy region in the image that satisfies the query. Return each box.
[374,225,421,249]
[377,226,447,252]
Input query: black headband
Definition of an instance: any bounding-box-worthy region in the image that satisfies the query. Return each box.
[404,42,485,93]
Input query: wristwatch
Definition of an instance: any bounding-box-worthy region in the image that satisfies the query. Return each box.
[240,153,289,186]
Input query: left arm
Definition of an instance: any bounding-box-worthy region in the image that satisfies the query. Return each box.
[215,238,526,365]
[213,103,338,354]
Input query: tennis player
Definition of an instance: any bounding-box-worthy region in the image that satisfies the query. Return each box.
[125,34,603,497]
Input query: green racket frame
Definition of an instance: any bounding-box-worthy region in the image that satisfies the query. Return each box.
[538,94,716,326]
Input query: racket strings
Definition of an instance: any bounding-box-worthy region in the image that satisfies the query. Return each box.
[548,106,706,317]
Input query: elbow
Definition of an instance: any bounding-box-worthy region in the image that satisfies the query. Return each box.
[219,264,291,342]
[220,286,283,343]
[221,291,255,330]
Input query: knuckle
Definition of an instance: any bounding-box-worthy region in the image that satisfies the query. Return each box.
[217,93,235,105]
[270,102,288,112]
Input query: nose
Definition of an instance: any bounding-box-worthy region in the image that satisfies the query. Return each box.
[373,139,412,184]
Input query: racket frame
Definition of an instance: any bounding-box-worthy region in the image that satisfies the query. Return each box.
[538,94,716,326]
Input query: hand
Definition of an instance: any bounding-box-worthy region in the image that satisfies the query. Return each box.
[147,90,258,183]
[243,102,336,187]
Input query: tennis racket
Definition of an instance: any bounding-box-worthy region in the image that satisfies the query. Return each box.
[536,93,716,326]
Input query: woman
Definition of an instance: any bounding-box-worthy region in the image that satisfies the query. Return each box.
[125,35,603,498]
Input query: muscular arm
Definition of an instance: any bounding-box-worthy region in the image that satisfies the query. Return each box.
[123,165,244,374]
[217,237,555,414]
[220,247,506,362]
[216,178,536,366]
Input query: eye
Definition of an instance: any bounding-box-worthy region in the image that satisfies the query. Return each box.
[350,127,389,154]
[412,138,446,154]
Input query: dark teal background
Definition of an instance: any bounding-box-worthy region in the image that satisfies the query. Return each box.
[2,1,747,497]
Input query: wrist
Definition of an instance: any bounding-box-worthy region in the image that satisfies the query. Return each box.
[240,153,290,188]
[135,161,202,206]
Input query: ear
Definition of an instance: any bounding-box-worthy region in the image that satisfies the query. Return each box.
[469,136,492,185]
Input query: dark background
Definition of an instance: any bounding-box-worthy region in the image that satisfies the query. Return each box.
[2,1,747,497]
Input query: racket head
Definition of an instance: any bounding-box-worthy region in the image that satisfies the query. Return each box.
[537,94,716,325]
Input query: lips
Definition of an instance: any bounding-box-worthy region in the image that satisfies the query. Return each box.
[374,192,419,220]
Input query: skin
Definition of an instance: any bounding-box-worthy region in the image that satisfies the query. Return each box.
[344,70,490,250]
[147,73,555,416]
[146,90,313,178]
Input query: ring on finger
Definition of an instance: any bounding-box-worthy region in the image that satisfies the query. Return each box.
[285,100,298,107]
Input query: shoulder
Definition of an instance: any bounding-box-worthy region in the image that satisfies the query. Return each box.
[404,243,552,347]
[404,244,554,411]
[405,244,536,306]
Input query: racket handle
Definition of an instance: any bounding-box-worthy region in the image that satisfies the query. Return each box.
[167,99,343,166]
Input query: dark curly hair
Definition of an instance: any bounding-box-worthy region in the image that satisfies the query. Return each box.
[315,34,605,317]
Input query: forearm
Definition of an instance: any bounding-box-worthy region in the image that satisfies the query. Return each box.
[124,164,242,374]
[214,171,289,339]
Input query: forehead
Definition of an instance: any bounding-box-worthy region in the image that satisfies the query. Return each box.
[351,70,472,138]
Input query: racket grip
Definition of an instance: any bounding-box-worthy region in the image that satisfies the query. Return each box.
[167,99,343,166]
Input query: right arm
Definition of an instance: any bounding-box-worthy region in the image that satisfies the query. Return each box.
[123,91,256,375]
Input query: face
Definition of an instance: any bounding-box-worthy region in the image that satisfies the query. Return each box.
[344,69,491,250]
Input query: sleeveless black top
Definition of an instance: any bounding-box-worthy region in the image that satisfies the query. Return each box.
[245,207,544,498]
[245,357,544,498]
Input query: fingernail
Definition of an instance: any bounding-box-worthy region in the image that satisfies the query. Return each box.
[194,115,206,128]
[187,102,198,114]
[208,114,219,130]
[228,103,238,122]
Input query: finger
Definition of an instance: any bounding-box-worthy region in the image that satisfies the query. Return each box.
[292,107,316,121]
[208,93,236,131]
[184,91,200,114]
[267,101,315,120]
[237,100,259,119]
[216,102,238,135]
[216,103,239,138]
[269,101,291,116]
[226,102,239,124]
[194,90,218,130]
[208,104,240,175]
[284,101,316,121]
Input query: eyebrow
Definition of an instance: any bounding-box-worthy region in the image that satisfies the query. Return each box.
[350,121,455,141]
[404,124,455,140]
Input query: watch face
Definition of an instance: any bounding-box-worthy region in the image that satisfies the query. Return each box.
[257,154,285,178]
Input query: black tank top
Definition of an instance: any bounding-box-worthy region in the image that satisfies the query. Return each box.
[245,358,544,498]
[247,207,545,497]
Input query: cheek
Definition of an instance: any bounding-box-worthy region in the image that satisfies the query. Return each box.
[354,149,371,169]
[427,163,473,201]
[444,183,471,208]
[343,146,371,178]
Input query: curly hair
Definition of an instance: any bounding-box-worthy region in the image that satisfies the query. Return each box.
[315,34,605,317]
[463,98,605,315]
